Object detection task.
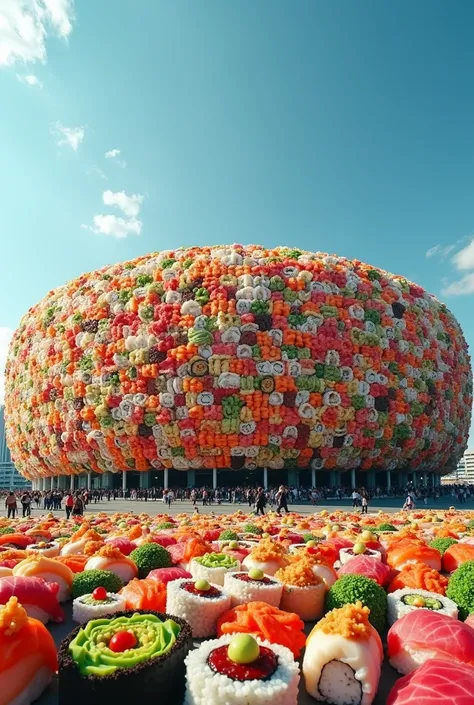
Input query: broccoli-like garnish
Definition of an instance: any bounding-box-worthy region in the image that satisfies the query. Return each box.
[447,561,474,619]
[303,533,321,544]
[72,569,123,599]
[325,574,387,633]
[157,522,175,530]
[0,527,15,535]
[219,529,239,541]
[429,537,457,555]
[242,524,263,535]
[375,523,397,532]
[130,542,172,578]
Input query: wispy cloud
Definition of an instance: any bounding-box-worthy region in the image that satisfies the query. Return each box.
[0,327,14,404]
[425,243,456,259]
[0,0,74,66]
[82,216,142,239]
[52,121,85,151]
[441,273,474,297]
[451,238,474,271]
[103,190,143,217]
[17,73,43,89]
[105,148,126,168]
[87,166,108,181]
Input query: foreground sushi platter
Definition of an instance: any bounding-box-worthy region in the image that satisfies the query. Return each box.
[2,508,474,705]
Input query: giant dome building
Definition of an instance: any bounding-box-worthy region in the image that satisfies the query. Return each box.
[4,245,472,492]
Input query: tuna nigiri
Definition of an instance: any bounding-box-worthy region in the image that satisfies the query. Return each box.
[442,543,474,573]
[387,658,474,705]
[84,545,138,583]
[338,555,391,586]
[387,609,474,674]
[0,596,58,705]
[148,567,192,584]
[119,577,166,612]
[0,576,64,624]
[13,554,74,602]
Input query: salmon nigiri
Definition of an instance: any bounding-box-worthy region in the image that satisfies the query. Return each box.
[0,576,64,624]
[119,577,167,611]
[0,596,58,705]
[443,543,474,573]
[13,555,73,602]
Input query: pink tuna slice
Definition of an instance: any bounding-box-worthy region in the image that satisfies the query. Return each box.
[0,575,64,623]
[387,611,474,668]
[338,555,391,586]
[167,543,187,565]
[147,567,192,584]
[387,658,474,705]
[151,534,177,547]
[104,537,136,555]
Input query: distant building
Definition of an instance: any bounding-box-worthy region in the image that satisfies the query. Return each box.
[442,450,474,485]
[0,406,31,490]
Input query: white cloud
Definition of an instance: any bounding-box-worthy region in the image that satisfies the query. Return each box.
[441,273,474,296]
[52,121,84,151]
[452,238,474,271]
[87,165,107,181]
[17,73,42,88]
[83,215,142,239]
[105,148,126,168]
[0,327,14,404]
[0,0,74,66]
[103,189,143,217]
[426,243,455,259]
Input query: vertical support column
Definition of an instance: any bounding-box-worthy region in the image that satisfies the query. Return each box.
[187,470,196,489]
[122,470,127,492]
[423,472,427,487]
[288,469,300,487]
[311,468,316,488]
[351,469,356,488]
[413,472,417,488]
[329,471,339,488]
[70,475,75,491]
[386,470,391,492]
[212,468,217,490]
[140,471,151,489]
[366,471,375,489]
[263,467,268,490]
[87,472,92,490]
[163,468,169,490]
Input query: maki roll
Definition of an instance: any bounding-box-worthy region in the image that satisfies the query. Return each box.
[184,633,300,705]
[166,578,231,638]
[72,586,127,623]
[190,553,240,586]
[58,609,191,705]
[275,560,325,621]
[387,588,458,625]
[223,569,283,607]
[27,541,60,557]
[339,545,382,566]
[303,601,383,705]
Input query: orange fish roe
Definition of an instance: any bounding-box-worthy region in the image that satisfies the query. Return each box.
[275,558,322,587]
[0,597,28,636]
[291,548,330,567]
[249,538,289,563]
[96,544,127,559]
[83,540,105,556]
[316,601,371,639]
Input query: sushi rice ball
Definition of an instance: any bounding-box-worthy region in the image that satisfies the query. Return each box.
[387,588,458,626]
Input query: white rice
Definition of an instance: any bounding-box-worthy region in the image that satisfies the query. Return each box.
[184,634,300,705]
[387,588,458,626]
[72,592,127,623]
[280,582,326,621]
[28,542,60,557]
[190,557,241,587]
[8,666,52,705]
[389,644,439,675]
[223,572,283,607]
[339,548,382,566]
[166,578,231,638]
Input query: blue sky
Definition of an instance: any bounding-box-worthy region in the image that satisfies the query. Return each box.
[1,1,474,439]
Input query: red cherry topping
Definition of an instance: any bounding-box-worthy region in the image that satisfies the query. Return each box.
[109,630,137,652]
[92,586,108,601]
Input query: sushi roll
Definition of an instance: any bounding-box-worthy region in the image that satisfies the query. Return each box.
[387,587,458,625]
[0,575,64,624]
[72,586,127,623]
[166,578,231,638]
[184,633,300,705]
[242,539,289,576]
[339,545,382,566]
[27,541,60,557]
[58,610,191,705]
[223,569,283,607]
[84,545,138,584]
[0,596,58,705]
[275,560,325,621]
[303,601,383,705]
[387,609,474,674]
[12,554,74,602]
[190,552,240,586]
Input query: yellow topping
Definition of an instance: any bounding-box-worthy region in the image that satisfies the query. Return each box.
[0,597,28,636]
[84,540,105,556]
[249,538,289,563]
[316,601,371,639]
[275,558,323,587]
[96,544,126,559]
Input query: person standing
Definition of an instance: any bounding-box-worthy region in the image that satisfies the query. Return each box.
[20,492,31,517]
[255,487,266,516]
[5,491,17,519]
[72,494,84,517]
[276,485,289,515]
[361,491,368,514]
[65,492,74,519]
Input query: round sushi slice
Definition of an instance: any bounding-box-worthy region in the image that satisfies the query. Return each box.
[387,588,458,625]
[72,588,127,623]
[303,601,383,705]
[339,546,382,566]
[184,633,300,705]
[27,541,60,558]
[166,578,231,638]
[242,539,289,576]
[190,553,240,586]
[223,570,283,607]
[58,610,191,705]
[275,561,325,621]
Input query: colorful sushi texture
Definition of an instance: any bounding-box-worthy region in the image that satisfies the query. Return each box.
[0,575,64,624]
[387,588,458,625]
[338,556,391,587]
[166,578,231,638]
[84,545,138,583]
[190,552,240,586]
[223,569,283,607]
[387,659,474,705]
[184,633,300,705]
[12,555,74,602]
[275,560,326,621]
[242,540,290,577]
[303,601,383,705]
[72,586,127,623]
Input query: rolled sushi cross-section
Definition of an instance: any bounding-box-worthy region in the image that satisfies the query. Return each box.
[223,570,283,607]
[166,578,231,638]
[275,560,325,621]
[190,553,240,586]
[58,610,191,705]
[27,541,60,558]
[303,601,383,705]
[184,633,300,705]
[387,588,458,625]
[339,546,382,566]
[72,587,127,623]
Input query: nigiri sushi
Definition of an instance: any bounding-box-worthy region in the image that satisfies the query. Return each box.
[0,534,33,550]
[148,567,192,584]
[387,543,441,571]
[303,601,383,705]
[338,555,391,587]
[387,588,458,625]
[0,596,58,705]
[13,554,74,602]
[84,545,138,584]
[0,576,64,624]
[119,577,167,612]
[387,609,474,674]
[387,658,474,705]
[387,562,448,595]
[442,543,474,573]
[242,539,290,576]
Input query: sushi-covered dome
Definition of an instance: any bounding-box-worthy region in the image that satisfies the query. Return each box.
[4,244,472,480]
